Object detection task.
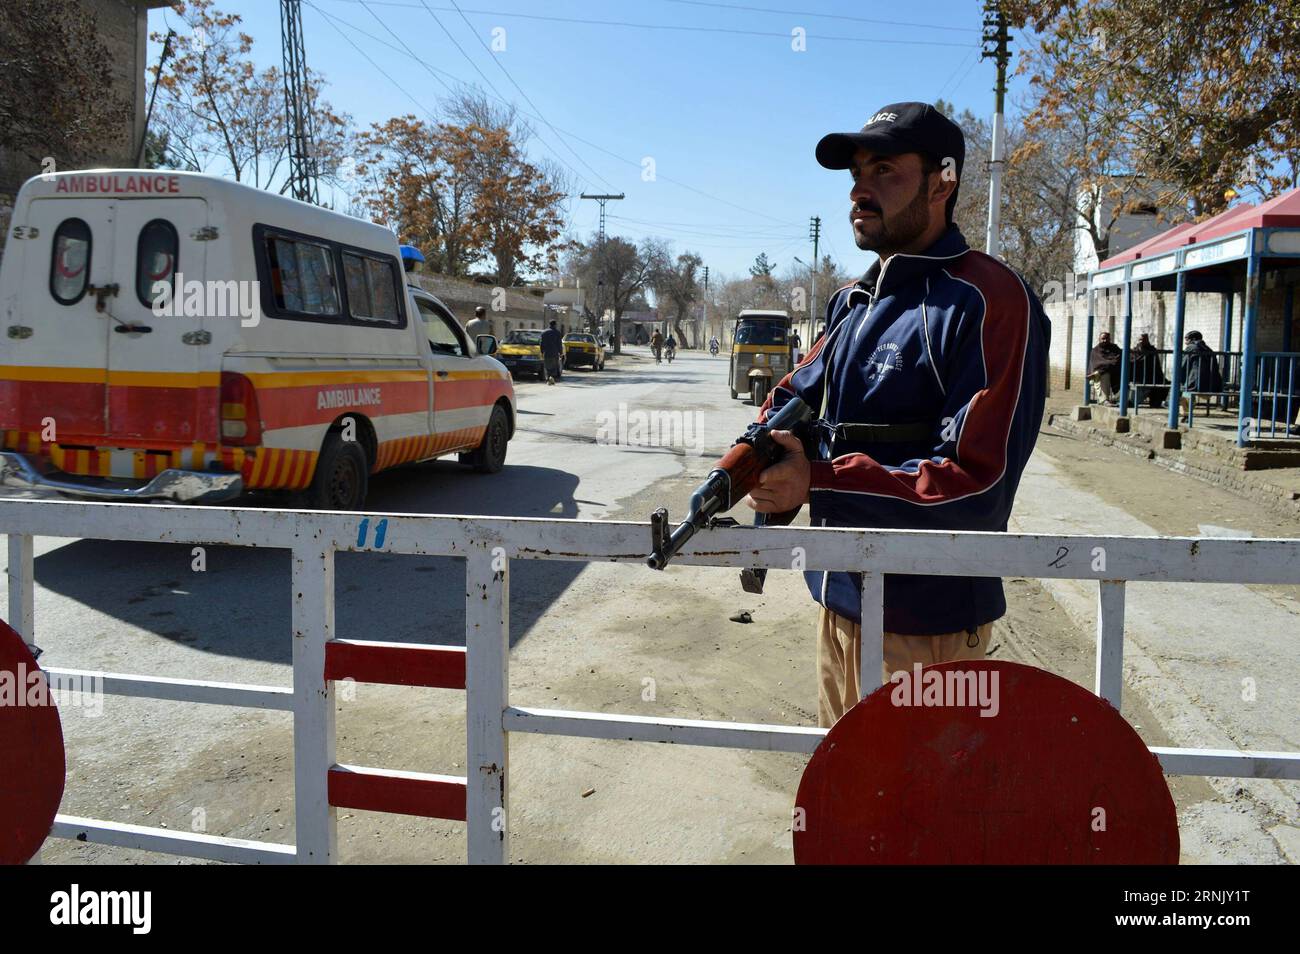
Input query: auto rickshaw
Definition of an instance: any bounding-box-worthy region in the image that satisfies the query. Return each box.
[729,310,792,405]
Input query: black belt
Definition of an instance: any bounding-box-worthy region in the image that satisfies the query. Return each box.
[818,420,934,444]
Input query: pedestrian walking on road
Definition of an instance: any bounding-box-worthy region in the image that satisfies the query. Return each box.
[745,101,1051,727]
[541,320,564,384]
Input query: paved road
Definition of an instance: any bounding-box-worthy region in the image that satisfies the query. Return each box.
[4,347,1297,863]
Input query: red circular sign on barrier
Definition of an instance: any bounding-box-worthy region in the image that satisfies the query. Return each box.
[0,620,65,865]
[794,660,1178,864]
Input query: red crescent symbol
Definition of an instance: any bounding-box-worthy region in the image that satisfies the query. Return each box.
[147,252,174,281]
[56,250,85,279]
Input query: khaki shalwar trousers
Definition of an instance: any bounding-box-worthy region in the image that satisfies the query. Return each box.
[817,606,994,728]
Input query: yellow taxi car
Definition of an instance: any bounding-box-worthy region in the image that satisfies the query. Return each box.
[497,329,577,380]
[563,333,606,371]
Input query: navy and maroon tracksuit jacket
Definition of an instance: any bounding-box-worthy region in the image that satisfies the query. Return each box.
[759,225,1050,635]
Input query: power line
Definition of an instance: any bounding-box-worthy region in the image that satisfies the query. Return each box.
[658,0,983,33]
[309,1,804,227]
[601,216,806,252]
[370,0,613,189]
[936,45,982,101]
[354,1,454,95]
[442,0,616,190]
[608,213,804,232]
[606,213,803,241]
[318,0,975,46]
[307,0,441,123]
[310,0,598,194]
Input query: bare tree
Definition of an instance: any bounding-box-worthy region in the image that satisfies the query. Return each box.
[654,252,704,348]
[567,237,668,354]
[151,1,351,193]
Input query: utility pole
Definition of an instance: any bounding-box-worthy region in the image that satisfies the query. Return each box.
[809,215,821,344]
[580,193,625,244]
[581,193,625,351]
[281,0,320,204]
[981,1,1011,258]
[700,265,709,348]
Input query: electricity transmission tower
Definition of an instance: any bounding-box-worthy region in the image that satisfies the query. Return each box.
[281,0,320,204]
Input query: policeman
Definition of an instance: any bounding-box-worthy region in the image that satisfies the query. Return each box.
[746,102,1051,727]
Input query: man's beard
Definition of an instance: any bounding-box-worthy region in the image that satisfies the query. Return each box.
[853,181,931,256]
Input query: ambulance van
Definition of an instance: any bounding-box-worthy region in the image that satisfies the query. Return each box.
[0,170,515,509]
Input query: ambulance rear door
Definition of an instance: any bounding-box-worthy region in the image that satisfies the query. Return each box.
[105,197,210,443]
[5,197,116,439]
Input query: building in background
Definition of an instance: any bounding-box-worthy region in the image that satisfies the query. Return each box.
[0,1,174,263]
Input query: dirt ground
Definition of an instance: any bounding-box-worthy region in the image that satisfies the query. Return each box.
[34,365,1300,865]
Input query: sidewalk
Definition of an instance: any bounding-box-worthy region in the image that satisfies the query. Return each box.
[1044,393,1300,518]
[1009,437,1300,863]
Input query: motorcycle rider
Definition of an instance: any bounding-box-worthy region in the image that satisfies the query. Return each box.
[709,335,720,355]
[650,328,664,363]
[665,334,677,362]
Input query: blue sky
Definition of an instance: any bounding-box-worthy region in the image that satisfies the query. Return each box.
[148,1,1035,280]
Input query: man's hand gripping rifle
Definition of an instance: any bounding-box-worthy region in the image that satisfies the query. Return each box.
[645,396,815,581]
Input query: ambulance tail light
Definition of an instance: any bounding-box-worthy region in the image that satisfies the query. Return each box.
[220,372,262,446]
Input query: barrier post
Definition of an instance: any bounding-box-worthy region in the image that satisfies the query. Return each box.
[465,547,509,865]
[7,533,33,644]
[1095,580,1126,710]
[292,544,337,863]
[858,572,885,695]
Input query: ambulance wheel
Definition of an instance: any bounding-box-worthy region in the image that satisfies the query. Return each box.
[750,378,769,406]
[308,436,369,510]
[468,404,509,474]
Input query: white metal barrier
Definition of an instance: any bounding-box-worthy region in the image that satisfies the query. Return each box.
[4,497,1299,864]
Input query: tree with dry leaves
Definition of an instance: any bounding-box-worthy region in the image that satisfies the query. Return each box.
[447,92,573,286]
[355,98,571,286]
[354,116,482,277]
[1007,0,1300,221]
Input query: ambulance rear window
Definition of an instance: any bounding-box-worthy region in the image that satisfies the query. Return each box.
[50,218,92,305]
[267,236,340,316]
[342,252,400,325]
[136,219,178,307]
